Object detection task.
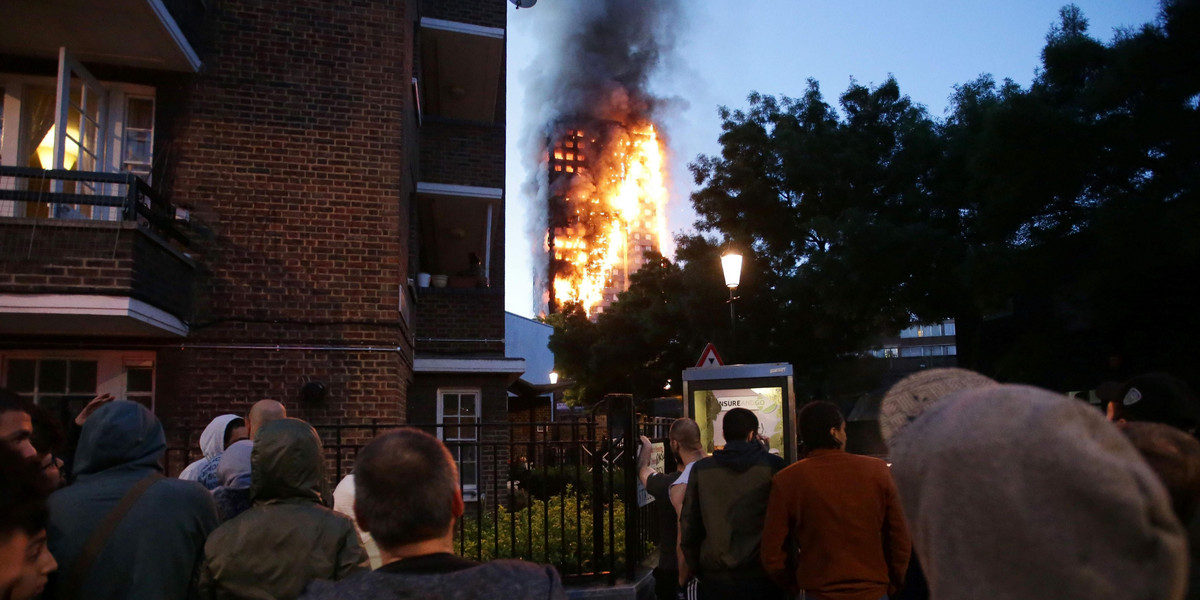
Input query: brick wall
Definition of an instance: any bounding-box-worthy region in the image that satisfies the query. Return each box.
[153,0,417,425]
[415,287,504,354]
[156,346,410,428]
[419,122,505,187]
[0,220,194,319]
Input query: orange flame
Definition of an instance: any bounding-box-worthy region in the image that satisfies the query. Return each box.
[552,123,668,316]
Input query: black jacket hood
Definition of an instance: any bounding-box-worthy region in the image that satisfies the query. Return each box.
[712,439,771,473]
[251,418,326,504]
[73,400,165,477]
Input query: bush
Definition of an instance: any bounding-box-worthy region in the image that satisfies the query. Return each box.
[515,465,632,501]
[454,485,650,576]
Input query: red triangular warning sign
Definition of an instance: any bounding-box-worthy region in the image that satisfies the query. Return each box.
[696,343,725,368]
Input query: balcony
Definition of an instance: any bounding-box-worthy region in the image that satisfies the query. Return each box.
[415,285,505,356]
[419,18,504,123]
[0,0,204,72]
[0,167,194,338]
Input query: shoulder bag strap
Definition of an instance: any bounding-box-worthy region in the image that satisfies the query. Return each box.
[58,473,164,600]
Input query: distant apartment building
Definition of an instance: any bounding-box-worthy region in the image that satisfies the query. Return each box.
[868,320,958,362]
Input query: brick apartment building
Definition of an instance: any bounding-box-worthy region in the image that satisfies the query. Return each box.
[0,0,519,491]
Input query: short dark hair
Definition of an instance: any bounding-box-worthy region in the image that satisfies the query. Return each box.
[0,387,32,417]
[1122,422,1200,522]
[669,418,701,451]
[722,408,759,442]
[799,401,845,451]
[223,418,245,449]
[354,428,459,549]
[1111,373,1200,432]
[0,444,49,542]
[29,404,65,457]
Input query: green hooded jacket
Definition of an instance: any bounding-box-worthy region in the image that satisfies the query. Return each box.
[200,418,367,599]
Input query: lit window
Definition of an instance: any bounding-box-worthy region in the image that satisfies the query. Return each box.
[566,166,574,173]
[555,165,562,172]
[565,153,574,161]
[554,151,563,159]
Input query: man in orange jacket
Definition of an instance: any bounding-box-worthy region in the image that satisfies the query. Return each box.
[761,401,910,600]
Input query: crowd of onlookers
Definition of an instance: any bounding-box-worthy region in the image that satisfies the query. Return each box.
[3,369,1199,600]
[0,392,565,600]
[639,369,1200,600]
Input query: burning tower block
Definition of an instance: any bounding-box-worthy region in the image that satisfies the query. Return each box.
[546,121,668,317]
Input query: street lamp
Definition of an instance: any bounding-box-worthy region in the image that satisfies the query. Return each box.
[721,250,742,358]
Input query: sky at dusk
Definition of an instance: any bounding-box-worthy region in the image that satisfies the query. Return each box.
[504,0,1162,318]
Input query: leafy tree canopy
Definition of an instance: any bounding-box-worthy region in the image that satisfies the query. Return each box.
[548,0,1200,403]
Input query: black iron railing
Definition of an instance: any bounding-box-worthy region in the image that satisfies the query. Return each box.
[164,411,675,585]
[164,413,671,584]
[0,167,188,247]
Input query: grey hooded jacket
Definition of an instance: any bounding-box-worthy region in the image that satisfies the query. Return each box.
[890,384,1187,600]
[47,400,219,600]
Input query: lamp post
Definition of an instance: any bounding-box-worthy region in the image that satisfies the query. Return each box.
[721,250,742,359]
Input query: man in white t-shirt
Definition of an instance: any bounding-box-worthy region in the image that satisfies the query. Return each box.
[661,419,706,587]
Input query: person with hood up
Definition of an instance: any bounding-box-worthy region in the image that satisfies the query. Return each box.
[680,407,786,599]
[211,439,254,523]
[887,383,1187,600]
[46,400,219,600]
[179,414,245,489]
[200,418,367,599]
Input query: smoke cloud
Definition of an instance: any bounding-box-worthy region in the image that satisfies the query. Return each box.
[514,0,683,316]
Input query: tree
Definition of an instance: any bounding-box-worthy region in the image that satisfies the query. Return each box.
[549,0,1200,401]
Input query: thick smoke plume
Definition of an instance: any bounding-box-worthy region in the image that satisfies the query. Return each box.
[516,0,682,315]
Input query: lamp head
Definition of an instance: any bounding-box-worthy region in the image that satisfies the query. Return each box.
[721,252,742,289]
[549,371,559,385]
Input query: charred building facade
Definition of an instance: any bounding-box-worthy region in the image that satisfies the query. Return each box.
[545,121,665,317]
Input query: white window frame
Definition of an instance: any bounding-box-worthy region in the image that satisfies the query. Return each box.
[0,68,156,219]
[436,387,482,499]
[0,350,157,411]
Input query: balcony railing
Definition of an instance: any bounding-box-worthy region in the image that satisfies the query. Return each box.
[0,166,188,249]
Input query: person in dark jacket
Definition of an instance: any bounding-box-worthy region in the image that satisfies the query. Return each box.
[200,418,367,599]
[46,400,219,600]
[680,408,785,600]
[299,427,566,600]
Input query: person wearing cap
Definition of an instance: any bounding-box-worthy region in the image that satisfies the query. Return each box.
[879,367,998,600]
[1107,372,1200,435]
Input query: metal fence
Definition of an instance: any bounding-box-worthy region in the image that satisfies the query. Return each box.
[165,409,676,585]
